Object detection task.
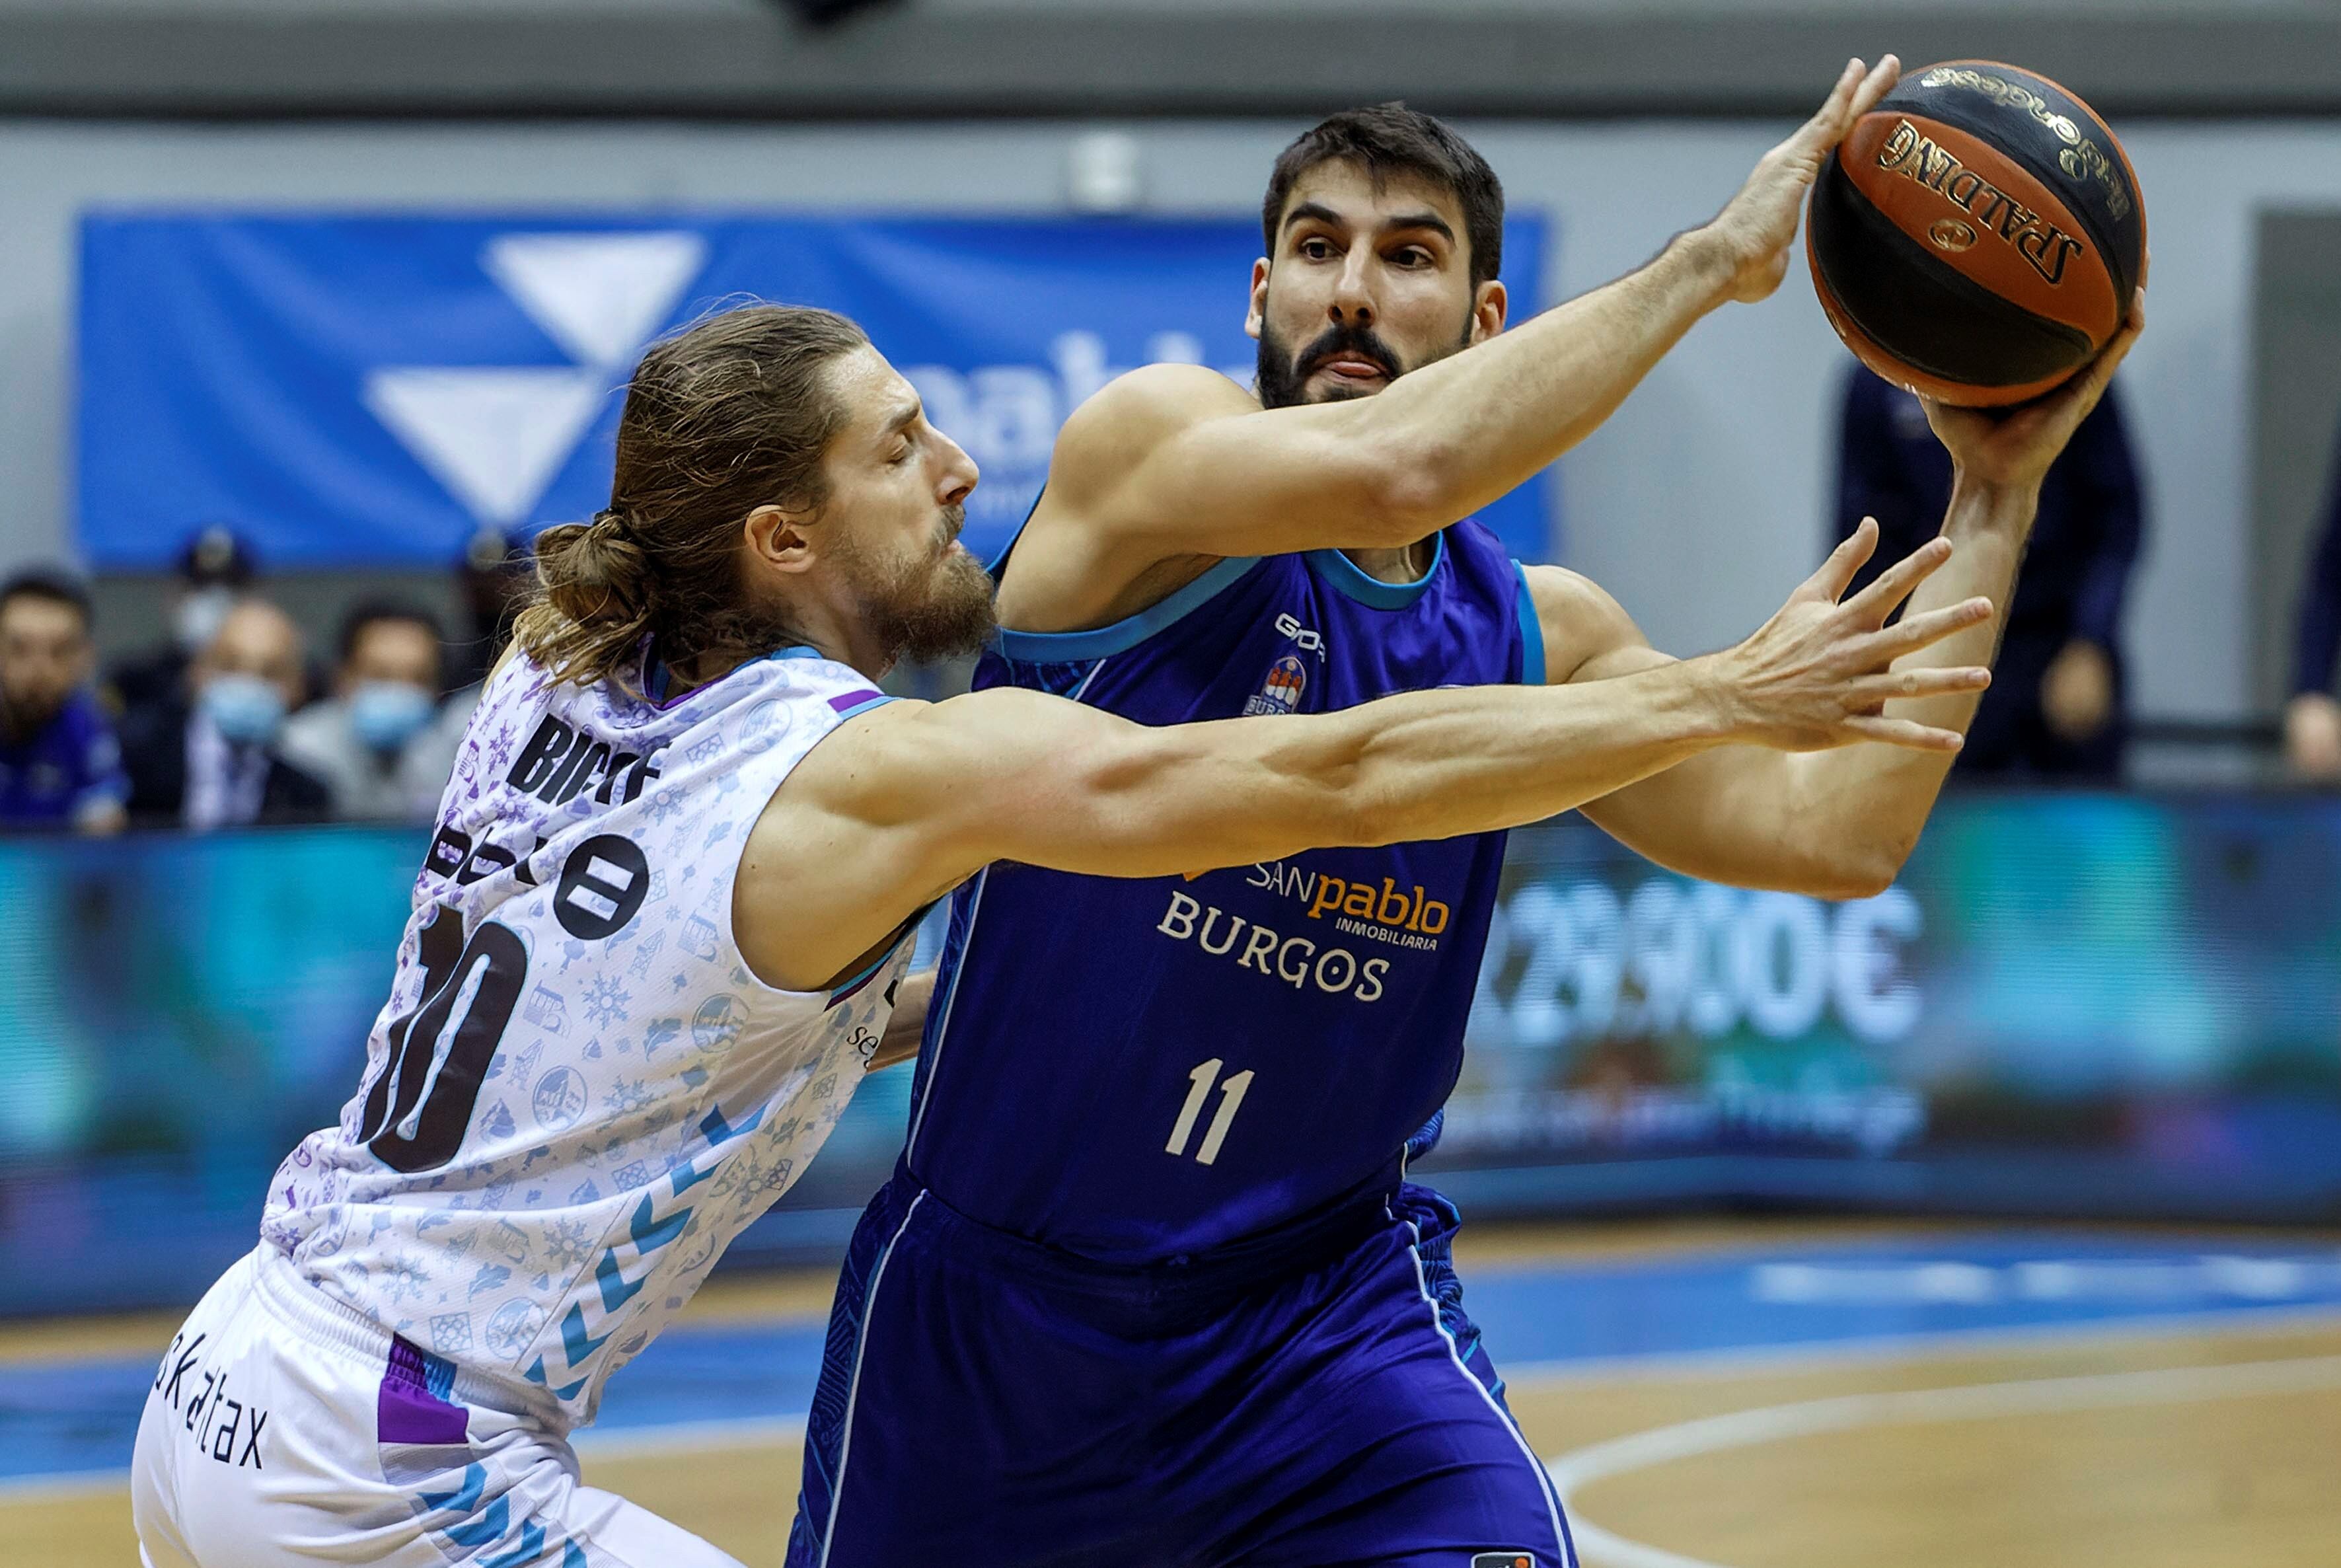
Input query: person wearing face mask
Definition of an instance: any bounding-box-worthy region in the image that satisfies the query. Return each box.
[379,531,540,823]
[106,525,260,717]
[119,595,330,829]
[279,601,451,821]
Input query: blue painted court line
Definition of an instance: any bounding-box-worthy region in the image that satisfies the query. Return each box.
[8,1232,2340,1487]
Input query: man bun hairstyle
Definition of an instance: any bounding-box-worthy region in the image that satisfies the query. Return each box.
[1262,103,1505,289]
[517,302,870,691]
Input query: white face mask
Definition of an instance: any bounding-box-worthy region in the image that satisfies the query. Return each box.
[175,587,236,654]
[350,680,435,752]
[200,673,287,747]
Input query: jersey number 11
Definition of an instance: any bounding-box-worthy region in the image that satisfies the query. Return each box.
[1166,1058,1254,1166]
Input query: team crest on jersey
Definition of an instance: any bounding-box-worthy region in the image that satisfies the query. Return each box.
[1242,653,1308,716]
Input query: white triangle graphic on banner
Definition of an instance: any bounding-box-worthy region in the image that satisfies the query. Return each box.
[484,232,708,368]
[364,367,610,527]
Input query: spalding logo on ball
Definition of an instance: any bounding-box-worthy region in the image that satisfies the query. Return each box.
[1806,61,2146,406]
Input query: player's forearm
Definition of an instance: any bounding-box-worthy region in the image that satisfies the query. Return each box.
[1220,661,1750,862]
[1788,475,2040,876]
[1007,665,1745,883]
[1358,231,1736,527]
[948,672,1735,889]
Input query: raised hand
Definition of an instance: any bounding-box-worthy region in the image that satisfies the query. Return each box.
[1711,519,1993,752]
[1699,55,1900,305]
[1923,289,2147,490]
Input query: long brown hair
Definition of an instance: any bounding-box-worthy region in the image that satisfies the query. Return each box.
[514,303,869,691]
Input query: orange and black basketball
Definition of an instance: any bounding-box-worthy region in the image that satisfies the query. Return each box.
[1806,61,2145,407]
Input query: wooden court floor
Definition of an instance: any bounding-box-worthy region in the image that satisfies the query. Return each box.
[13,1220,2340,1567]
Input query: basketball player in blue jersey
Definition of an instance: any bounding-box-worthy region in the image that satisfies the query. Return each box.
[131,300,1989,1568]
[792,58,2146,1568]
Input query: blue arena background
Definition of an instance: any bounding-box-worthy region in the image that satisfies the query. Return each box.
[78,211,1555,572]
[3,793,2337,1318]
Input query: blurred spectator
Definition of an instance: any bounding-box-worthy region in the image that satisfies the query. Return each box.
[108,525,259,714]
[1833,369,2145,782]
[2285,428,2341,784]
[279,599,451,822]
[404,677,474,816]
[0,570,128,835]
[380,525,537,817]
[447,525,534,691]
[120,596,329,829]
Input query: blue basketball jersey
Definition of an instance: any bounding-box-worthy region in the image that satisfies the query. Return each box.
[903,521,1543,1261]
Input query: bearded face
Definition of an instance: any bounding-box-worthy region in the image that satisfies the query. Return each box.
[1248,161,1497,412]
[1255,317,1411,410]
[831,504,998,666]
[1254,311,1485,411]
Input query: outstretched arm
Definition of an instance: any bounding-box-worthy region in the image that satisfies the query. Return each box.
[733,579,1988,992]
[1008,57,1902,627]
[1571,297,2147,897]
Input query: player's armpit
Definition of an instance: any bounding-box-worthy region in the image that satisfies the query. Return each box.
[1518,562,1658,685]
[1564,666,1901,897]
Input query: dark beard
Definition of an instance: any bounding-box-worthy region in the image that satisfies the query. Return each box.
[846,506,998,666]
[1254,318,1407,410]
[1255,312,1483,410]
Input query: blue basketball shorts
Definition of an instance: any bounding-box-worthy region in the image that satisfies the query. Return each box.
[786,1174,1575,1568]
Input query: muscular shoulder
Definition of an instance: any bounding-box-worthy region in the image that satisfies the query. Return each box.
[1008,365,1255,628]
[739,689,1090,985]
[1520,564,1654,685]
[1041,364,1257,523]
[1054,363,1258,476]
[761,698,933,831]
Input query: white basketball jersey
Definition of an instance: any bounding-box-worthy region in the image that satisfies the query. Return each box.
[262,646,911,1425]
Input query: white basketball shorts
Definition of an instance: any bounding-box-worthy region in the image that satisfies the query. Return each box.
[131,1245,744,1568]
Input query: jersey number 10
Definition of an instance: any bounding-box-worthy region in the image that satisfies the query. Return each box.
[1165,1058,1255,1166]
[358,905,530,1174]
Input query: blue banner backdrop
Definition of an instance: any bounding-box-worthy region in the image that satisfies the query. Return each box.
[78,213,1553,572]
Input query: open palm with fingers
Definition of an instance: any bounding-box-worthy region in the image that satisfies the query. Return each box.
[1703,54,1900,305]
[1717,519,1993,753]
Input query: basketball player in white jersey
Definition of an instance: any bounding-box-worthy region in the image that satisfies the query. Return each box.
[132,302,1997,1567]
